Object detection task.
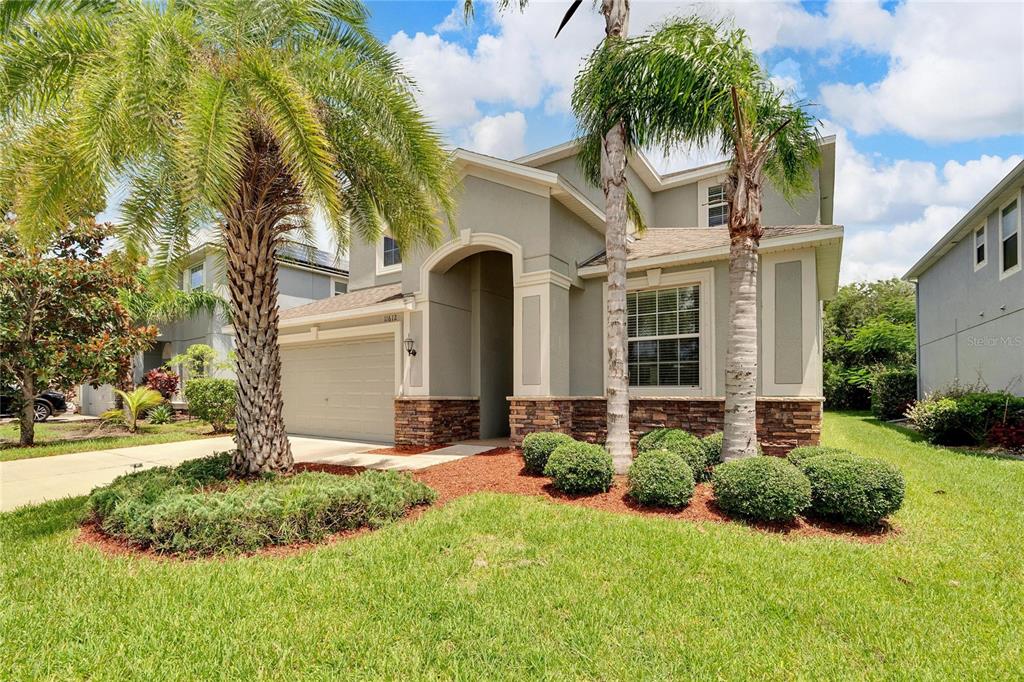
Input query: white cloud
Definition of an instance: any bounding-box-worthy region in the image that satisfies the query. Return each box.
[465,111,528,158]
[820,2,1024,141]
[434,6,464,34]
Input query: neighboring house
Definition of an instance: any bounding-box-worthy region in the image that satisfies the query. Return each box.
[272,138,843,453]
[78,237,348,415]
[905,161,1024,398]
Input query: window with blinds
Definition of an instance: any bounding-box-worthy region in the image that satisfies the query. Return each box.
[627,284,700,387]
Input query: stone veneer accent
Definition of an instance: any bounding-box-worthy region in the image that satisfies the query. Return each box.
[508,397,822,456]
[394,398,480,446]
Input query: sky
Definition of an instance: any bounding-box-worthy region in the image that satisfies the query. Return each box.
[357,0,1024,283]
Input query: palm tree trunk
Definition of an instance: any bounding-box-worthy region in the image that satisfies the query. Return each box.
[722,166,763,460]
[601,0,632,473]
[223,131,295,475]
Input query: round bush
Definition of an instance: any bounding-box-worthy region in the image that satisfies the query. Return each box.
[700,432,724,466]
[183,378,236,432]
[636,428,671,454]
[651,430,712,481]
[627,449,695,508]
[521,432,576,474]
[543,441,614,495]
[786,445,854,468]
[800,454,905,526]
[712,457,812,523]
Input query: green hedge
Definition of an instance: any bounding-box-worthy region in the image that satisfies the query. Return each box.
[799,454,905,526]
[521,432,575,474]
[711,457,811,523]
[627,449,695,508]
[786,445,854,468]
[871,368,917,421]
[906,391,1024,445]
[183,378,236,432]
[544,441,614,495]
[88,453,436,555]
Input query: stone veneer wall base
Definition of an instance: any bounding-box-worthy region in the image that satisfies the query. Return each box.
[394,398,480,446]
[508,397,822,456]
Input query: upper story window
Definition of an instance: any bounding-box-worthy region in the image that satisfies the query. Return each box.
[974,225,987,269]
[627,285,700,387]
[333,279,347,296]
[707,184,729,227]
[1000,198,1020,278]
[377,235,402,275]
[188,264,204,292]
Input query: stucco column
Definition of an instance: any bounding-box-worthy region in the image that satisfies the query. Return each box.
[513,274,571,396]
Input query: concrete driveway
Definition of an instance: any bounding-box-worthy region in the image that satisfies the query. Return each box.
[0,436,492,512]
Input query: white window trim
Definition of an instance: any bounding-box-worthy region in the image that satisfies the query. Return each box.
[603,267,715,397]
[331,277,347,296]
[187,262,205,292]
[697,176,728,228]
[376,235,402,276]
[973,223,987,271]
[998,194,1021,280]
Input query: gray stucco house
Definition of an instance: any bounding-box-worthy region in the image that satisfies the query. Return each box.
[273,139,843,453]
[905,161,1024,398]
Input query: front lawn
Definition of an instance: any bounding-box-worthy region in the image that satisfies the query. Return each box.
[0,420,225,462]
[2,412,1022,679]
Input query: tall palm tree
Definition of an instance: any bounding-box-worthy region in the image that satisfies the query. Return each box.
[573,18,821,460]
[0,0,456,474]
[466,0,638,472]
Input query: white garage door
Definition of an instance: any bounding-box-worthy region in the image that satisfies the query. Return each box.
[280,335,395,442]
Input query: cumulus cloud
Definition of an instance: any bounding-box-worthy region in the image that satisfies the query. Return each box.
[464,111,528,159]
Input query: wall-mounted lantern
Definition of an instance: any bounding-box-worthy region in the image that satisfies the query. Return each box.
[403,337,417,357]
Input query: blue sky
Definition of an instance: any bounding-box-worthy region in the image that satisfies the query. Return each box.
[359,0,1023,282]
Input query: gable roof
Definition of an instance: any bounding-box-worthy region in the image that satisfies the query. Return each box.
[279,283,403,324]
[904,159,1024,280]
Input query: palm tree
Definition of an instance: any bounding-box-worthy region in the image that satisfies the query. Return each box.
[0,0,455,474]
[105,386,164,433]
[466,0,637,472]
[573,18,821,460]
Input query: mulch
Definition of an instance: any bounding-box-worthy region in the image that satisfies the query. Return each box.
[76,447,894,560]
[366,443,451,455]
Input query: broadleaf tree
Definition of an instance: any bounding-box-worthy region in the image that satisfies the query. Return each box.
[0,0,456,473]
[0,218,156,445]
[573,17,822,460]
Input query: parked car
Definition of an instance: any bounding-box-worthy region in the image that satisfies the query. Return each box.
[0,389,68,422]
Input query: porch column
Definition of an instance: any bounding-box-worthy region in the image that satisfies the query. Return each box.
[513,273,571,397]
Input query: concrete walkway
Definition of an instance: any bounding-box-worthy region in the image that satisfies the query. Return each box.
[0,437,495,512]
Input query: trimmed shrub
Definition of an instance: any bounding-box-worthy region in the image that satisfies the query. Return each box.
[521,432,575,474]
[183,378,236,432]
[627,449,695,508]
[700,432,763,468]
[544,441,614,495]
[712,457,812,523]
[147,403,173,425]
[88,454,436,555]
[800,454,905,526]
[906,391,1024,446]
[905,396,970,444]
[786,445,855,468]
[872,368,917,421]
[636,428,672,454]
[649,429,712,481]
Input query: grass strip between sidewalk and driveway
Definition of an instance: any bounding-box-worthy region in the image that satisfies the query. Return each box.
[0,421,226,462]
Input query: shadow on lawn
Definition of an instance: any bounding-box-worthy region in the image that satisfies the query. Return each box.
[2,496,87,541]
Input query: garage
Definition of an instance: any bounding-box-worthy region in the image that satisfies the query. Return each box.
[280,335,396,442]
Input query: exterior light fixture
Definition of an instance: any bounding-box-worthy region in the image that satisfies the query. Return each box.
[404,337,417,356]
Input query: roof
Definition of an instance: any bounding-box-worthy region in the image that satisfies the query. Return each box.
[904,159,1024,280]
[581,226,834,267]
[279,283,402,321]
[276,243,348,276]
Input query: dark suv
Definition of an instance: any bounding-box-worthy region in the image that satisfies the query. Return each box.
[0,389,68,422]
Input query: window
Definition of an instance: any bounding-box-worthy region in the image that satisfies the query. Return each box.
[974,225,987,269]
[333,280,347,296]
[383,236,401,267]
[188,264,204,292]
[1000,198,1020,277]
[707,183,728,227]
[627,285,700,387]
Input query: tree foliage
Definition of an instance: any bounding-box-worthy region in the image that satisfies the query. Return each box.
[0,218,156,444]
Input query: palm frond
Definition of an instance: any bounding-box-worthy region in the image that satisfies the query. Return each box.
[179,69,246,209]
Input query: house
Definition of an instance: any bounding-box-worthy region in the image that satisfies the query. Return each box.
[78,236,348,416]
[271,139,843,454]
[904,161,1024,398]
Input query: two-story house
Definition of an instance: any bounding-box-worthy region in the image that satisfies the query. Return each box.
[272,138,843,454]
[904,161,1024,398]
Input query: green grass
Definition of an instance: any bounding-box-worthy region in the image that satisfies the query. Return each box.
[0,420,223,462]
[2,412,1022,679]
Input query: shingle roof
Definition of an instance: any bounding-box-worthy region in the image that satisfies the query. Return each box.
[279,284,403,320]
[276,243,348,275]
[581,226,836,267]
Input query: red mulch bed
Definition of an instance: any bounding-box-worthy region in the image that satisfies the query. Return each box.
[77,448,894,559]
[366,443,451,455]
[412,448,895,544]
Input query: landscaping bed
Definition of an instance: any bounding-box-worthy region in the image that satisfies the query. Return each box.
[0,420,225,462]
